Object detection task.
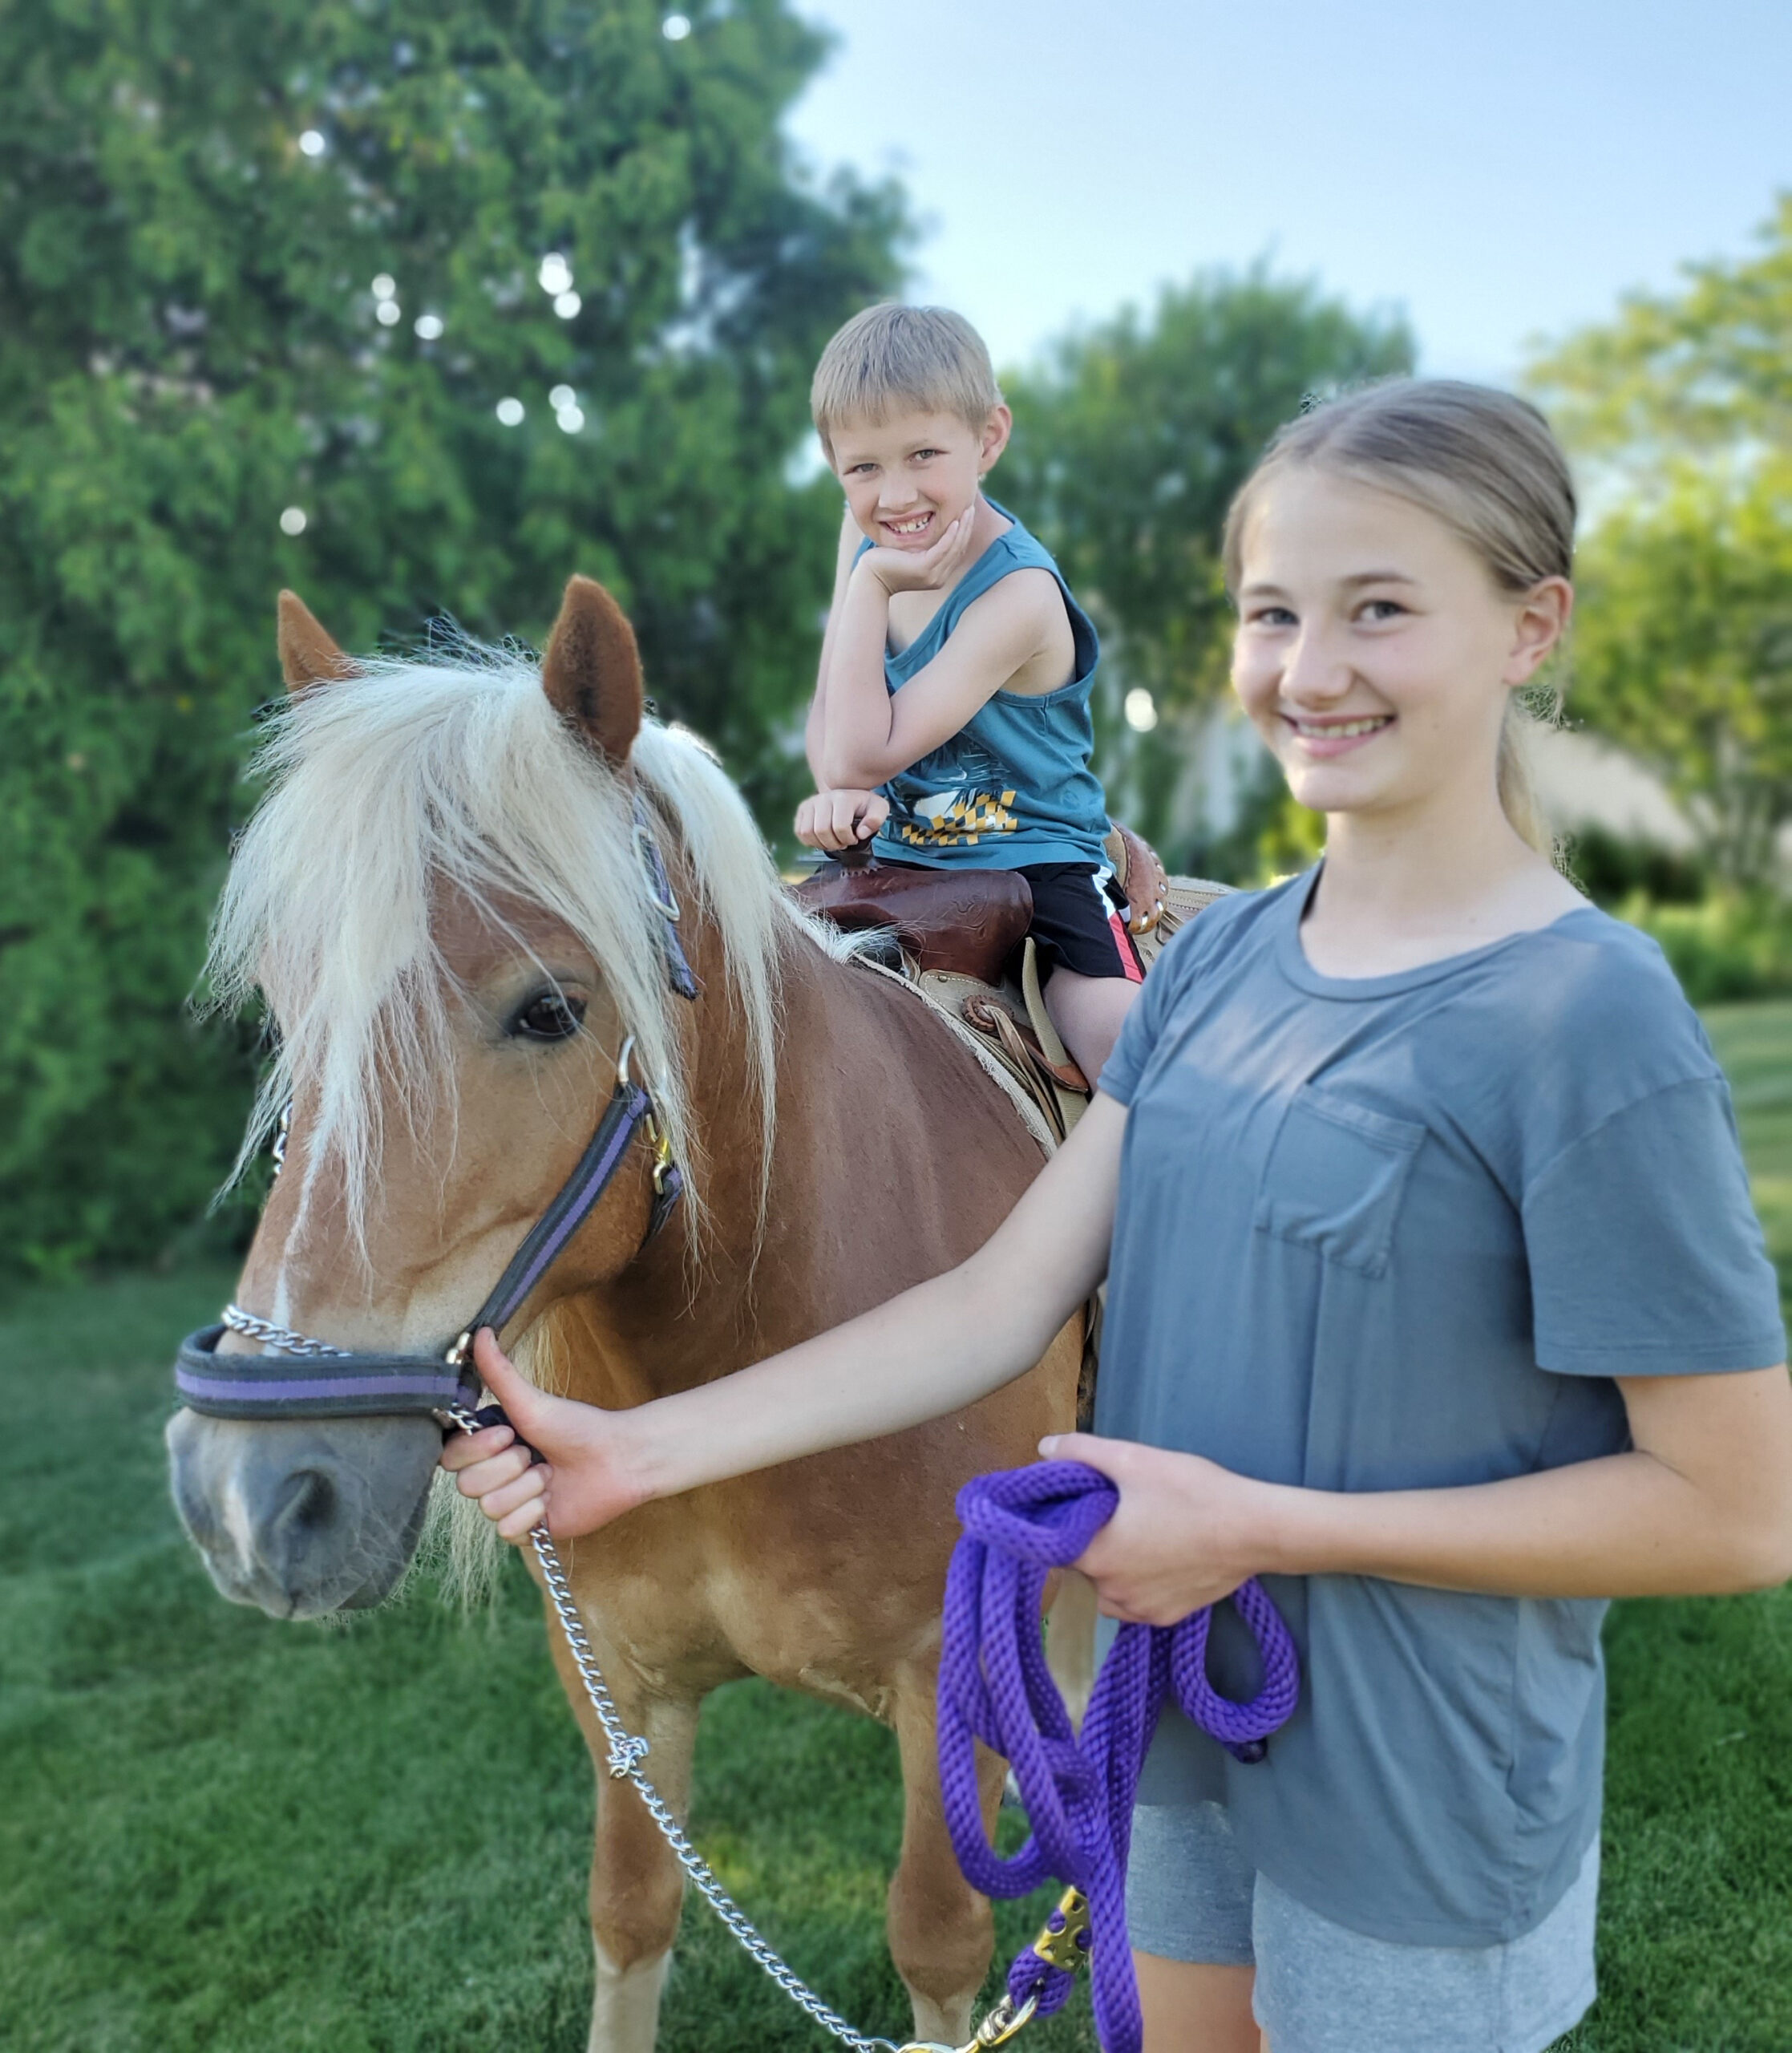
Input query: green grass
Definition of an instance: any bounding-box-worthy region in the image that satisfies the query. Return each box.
[1705,1000,1792,1322]
[5,1002,1791,2052]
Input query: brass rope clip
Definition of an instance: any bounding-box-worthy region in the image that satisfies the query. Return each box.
[896,1889,1090,2053]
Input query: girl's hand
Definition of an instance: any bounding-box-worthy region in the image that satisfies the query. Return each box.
[795,788,889,852]
[1038,1432,1273,1626]
[857,508,981,597]
[438,1329,649,1542]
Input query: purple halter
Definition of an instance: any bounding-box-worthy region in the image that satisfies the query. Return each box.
[936,1460,1300,2053]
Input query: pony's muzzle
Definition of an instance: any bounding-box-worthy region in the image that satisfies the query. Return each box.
[165,1407,441,1618]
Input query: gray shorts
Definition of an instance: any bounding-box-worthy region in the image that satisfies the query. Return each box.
[1127,1802,1598,2053]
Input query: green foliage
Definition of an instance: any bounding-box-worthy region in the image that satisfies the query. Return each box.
[1615,891,1792,1010]
[1566,461,1792,886]
[1565,824,1706,910]
[1528,194,1792,468]
[997,265,1414,849]
[0,0,906,1278]
[1529,200,1792,888]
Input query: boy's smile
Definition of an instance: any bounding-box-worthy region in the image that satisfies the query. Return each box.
[829,407,1010,553]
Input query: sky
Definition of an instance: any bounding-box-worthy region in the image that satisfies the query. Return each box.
[783,0,1791,384]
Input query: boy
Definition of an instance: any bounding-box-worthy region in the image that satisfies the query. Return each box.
[798,302,1141,1080]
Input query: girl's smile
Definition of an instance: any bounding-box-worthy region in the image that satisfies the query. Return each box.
[1283,711,1397,755]
[1231,468,1561,829]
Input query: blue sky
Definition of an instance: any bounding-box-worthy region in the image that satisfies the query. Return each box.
[784,0,1790,383]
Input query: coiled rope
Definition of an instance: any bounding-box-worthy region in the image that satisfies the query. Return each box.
[936,1461,1300,2053]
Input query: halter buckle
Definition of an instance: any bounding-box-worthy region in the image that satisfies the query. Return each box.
[633,820,682,921]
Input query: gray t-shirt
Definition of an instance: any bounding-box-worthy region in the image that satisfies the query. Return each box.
[1096,872,1786,1946]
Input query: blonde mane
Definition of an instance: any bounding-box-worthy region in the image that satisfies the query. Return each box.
[204,638,856,1257]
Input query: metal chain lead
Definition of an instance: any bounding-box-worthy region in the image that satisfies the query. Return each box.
[439,1399,904,2053]
[220,1306,353,1358]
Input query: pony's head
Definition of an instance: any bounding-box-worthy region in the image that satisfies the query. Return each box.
[167,577,827,1617]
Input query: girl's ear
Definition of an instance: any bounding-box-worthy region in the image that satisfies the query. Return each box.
[541,574,643,767]
[979,403,1014,475]
[1506,576,1574,686]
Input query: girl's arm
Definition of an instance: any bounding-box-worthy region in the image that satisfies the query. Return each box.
[1057,1361,1792,1621]
[805,508,868,784]
[444,1092,1130,1540]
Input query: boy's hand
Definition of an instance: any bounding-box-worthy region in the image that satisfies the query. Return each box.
[795,788,889,852]
[857,509,981,597]
[437,1329,649,1541]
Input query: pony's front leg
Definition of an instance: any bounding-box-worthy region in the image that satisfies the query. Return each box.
[1044,1567,1098,1731]
[888,1664,1005,2047]
[544,1618,698,2053]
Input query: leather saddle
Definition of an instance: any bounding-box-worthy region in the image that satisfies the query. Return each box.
[790,860,1034,985]
[792,823,1219,1141]
[790,821,1171,987]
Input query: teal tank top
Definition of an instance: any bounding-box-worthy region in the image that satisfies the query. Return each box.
[857,504,1111,869]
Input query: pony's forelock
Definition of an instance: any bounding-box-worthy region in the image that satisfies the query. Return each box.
[204,638,846,1262]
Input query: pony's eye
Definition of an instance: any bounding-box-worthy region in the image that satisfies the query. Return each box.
[512,991,586,1042]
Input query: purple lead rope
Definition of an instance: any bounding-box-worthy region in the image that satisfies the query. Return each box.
[936,1461,1300,2053]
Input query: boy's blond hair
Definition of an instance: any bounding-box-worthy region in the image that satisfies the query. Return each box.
[811,304,1002,458]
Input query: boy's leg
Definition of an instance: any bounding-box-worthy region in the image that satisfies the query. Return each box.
[1045,966,1141,1084]
[1021,863,1146,1082]
[1135,1954,1264,2053]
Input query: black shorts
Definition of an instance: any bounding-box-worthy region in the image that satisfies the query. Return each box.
[876,857,1145,983]
[1020,861,1146,983]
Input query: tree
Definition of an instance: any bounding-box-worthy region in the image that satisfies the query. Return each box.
[1529,194,1792,475]
[1528,198,1792,886]
[998,266,1413,852]
[1561,463,1792,886]
[0,0,905,1278]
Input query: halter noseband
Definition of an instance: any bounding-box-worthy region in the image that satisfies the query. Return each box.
[173,800,698,1424]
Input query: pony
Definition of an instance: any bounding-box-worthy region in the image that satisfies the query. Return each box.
[166,576,1086,2051]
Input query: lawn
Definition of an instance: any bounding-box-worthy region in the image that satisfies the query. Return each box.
[4,1002,1790,2053]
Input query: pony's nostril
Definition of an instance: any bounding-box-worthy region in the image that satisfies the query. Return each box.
[274,1466,339,1539]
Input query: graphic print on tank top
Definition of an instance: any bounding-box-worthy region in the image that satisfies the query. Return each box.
[885,738,1019,850]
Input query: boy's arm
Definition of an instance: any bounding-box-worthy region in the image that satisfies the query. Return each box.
[806,508,867,784]
[819,559,1063,791]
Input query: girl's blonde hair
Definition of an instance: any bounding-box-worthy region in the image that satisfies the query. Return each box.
[1221,379,1576,854]
[811,303,1002,459]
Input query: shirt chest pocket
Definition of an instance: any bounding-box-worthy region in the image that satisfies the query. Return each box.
[1254,1088,1427,1278]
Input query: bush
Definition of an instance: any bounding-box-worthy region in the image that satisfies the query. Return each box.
[1616,891,1792,1007]
[1567,824,1707,909]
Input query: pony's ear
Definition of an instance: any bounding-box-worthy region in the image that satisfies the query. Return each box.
[277,590,355,694]
[541,575,642,766]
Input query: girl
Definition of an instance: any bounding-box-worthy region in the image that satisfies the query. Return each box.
[443,382,1792,2053]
